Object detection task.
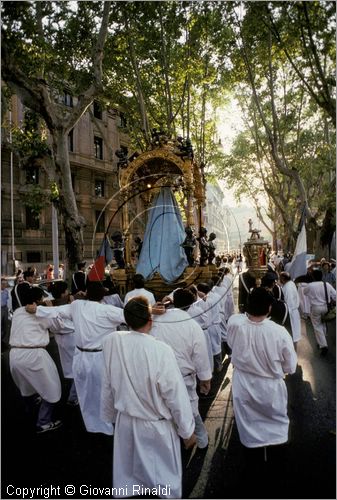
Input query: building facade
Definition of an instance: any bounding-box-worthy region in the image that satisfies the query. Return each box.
[1,95,144,277]
[203,182,231,255]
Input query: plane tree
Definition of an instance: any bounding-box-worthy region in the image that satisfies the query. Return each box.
[2,1,111,274]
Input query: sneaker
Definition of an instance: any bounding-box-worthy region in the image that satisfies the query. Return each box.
[66,399,79,407]
[36,420,62,434]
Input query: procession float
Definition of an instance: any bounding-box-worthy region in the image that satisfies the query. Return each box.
[108,133,219,299]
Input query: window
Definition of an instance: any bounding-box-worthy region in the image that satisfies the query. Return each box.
[26,167,39,184]
[63,92,73,107]
[94,136,103,160]
[93,101,102,119]
[71,173,76,189]
[68,129,74,152]
[95,210,105,233]
[26,251,41,263]
[95,179,105,198]
[26,207,40,230]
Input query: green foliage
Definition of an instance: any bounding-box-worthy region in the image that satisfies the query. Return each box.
[10,110,50,166]
[50,181,60,202]
[2,0,335,249]
[21,184,49,218]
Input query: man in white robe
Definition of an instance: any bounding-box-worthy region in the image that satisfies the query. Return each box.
[162,286,214,371]
[280,272,302,347]
[33,282,125,435]
[123,273,156,305]
[197,282,223,373]
[10,287,63,433]
[151,288,212,449]
[218,267,235,325]
[303,269,336,355]
[101,297,196,499]
[48,281,78,405]
[215,268,235,357]
[227,287,297,449]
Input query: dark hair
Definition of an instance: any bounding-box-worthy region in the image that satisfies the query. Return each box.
[197,282,211,294]
[133,273,145,289]
[77,262,86,270]
[103,277,118,295]
[280,272,291,282]
[27,287,44,304]
[173,288,195,309]
[312,269,323,281]
[246,287,274,316]
[49,281,68,299]
[124,296,151,330]
[23,270,35,279]
[86,281,106,302]
[261,275,276,288]
[187,284,198,299]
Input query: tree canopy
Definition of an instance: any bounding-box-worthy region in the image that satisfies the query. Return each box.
[1,0,335,261]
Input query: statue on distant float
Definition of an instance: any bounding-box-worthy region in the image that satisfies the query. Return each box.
[197,227,209,267]
[134,236,143,260]
[248,218,262,239]
[115,148,129,169]
[174,136,194,160]
[208,232,217,265]
[181,226,197,266]
[110,230,125,269]
[151,128,169,148]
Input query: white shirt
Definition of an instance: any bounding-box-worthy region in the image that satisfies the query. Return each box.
[101,330,194,436]
[227,314,297,378]
[101,330,195,498]
[303,281,336,307]
[10,307,64,347]
[151,308,212,382]
[282,280,300,310]
[124,288,156,306]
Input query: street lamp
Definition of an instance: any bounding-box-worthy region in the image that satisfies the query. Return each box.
[52,204,59,278]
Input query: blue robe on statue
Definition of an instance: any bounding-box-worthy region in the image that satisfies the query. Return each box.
[136,187,188,283]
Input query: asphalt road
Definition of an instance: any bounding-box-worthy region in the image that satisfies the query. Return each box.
[1,305,335,500]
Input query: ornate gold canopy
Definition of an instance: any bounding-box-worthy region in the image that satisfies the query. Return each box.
[118,142,206,268]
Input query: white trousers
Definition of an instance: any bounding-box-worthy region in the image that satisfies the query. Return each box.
[310,305,328,348]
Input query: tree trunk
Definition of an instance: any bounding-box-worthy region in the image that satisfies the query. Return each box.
[52,131,86,277]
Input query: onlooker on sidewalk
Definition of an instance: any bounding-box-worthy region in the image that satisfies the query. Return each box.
[1,278,10,346]
[303,269,336,355]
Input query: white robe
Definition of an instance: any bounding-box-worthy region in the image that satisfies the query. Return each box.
[227,314,297,448]
[36,301,125,434]
[282,281,302,343]
[101,294,124,308]
[187,300,214,371]
[150,308,212,415]
[123,288,156,306]
[211,284,230,343]
[215,276,235,340]
[9,307,63,402]
[101,330,195,499]
[203,290,223,356]
[49,318,76,378]
[297,283,311,316]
